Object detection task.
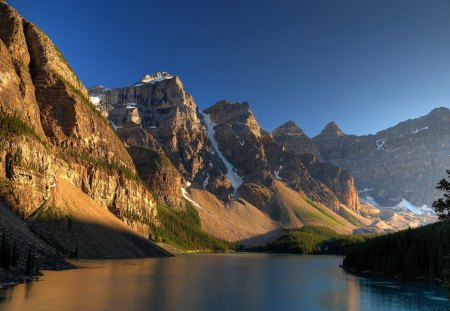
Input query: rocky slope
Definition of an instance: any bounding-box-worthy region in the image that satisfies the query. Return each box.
[203,101,360,213]
[273,109,450,208]
[0,1,168,263]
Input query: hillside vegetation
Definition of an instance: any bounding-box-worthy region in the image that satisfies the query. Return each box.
[150,200,235,252]
[246,226,372,255]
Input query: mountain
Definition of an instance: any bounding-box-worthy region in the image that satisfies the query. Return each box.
[273,108,450,209]
[3,0,444,280]
[0,0,170,270]
[272,120,319,156]
[91,81,367,237]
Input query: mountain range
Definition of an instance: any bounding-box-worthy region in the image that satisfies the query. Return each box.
[0,1,446,283]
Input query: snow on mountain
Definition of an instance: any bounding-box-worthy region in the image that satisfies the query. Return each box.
[391,198,434,215]
[360,189,433,216]
[274,165,283,180]
[181,187,202,209]
[200,111,243,194]
[376,139,385,151]
[411,127,428,135]
[90,96,102,105]
[136,72,174,86]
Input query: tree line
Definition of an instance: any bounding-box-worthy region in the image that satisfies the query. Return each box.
[342,170,450,297]
[245,226,371,254]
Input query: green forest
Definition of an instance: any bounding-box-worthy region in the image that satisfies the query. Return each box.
[246,226,371,255]
[342,221,450,280]
[149,200,235,252]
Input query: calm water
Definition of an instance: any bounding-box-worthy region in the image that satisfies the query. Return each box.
[0,254,448,311]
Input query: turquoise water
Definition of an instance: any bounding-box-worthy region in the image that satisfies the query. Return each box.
[0,253,448,311]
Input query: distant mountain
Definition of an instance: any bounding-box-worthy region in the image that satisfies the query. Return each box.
[273,108,450,208]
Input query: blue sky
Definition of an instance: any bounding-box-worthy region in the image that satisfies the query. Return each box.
[7,0,450,136]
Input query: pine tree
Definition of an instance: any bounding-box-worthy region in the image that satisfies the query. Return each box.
[433,170,450,220]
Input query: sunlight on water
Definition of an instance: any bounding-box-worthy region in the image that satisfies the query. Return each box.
[0,254,448,311]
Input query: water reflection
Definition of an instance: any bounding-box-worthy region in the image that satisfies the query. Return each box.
[0,254,448,311]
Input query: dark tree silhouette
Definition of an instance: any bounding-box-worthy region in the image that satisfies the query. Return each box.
[433,170,450,220]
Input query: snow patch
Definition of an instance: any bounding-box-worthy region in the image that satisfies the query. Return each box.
[391,198,433,215]
[90,96,102,105]
[203,172,209,189]
[137,72,174,85]
[376,139,385,151]
[411,127,429,135]
[110,121,121,130]
[200,111,243,195]
[181,187,202,209]
[233,131,245,146]
[274,165,283,180]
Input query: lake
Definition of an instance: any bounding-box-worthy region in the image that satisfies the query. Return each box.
[0,254,448,311]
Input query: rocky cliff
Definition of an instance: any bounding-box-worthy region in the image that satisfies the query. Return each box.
[0,2,168,260]
[91,73,235,202]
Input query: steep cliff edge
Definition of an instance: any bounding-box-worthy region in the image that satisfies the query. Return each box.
[0,2,167,261]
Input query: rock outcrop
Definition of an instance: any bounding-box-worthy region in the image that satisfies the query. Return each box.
[0,2,166,259]
[298,154,360,210]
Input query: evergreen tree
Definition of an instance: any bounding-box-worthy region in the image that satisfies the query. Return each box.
[433,170,450,220]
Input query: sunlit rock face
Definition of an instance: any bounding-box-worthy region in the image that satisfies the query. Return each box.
[0,2,164,258]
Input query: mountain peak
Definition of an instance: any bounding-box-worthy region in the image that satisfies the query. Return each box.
[138,72,174,84]
[205,100,251,116]
[272,121,306,137]
[427,107,450,117]
[319,121,344,137]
